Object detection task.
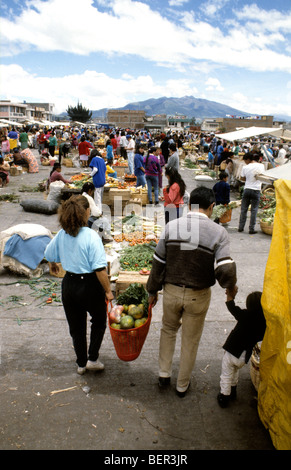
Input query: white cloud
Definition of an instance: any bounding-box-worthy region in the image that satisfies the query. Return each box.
[205,78,224,92]
[1,0,291,74]
[201,0,230,18]
[234,4,291,34]
[169,0,189,6]
[222,91,291,118]
[0,64,199,113]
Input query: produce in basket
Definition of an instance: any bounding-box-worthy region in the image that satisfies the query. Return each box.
[108,283,149,329]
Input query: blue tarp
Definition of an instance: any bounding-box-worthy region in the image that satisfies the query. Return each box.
[4,234,51,270]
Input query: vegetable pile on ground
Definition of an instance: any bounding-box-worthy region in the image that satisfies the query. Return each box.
[0,193,20,203]
[119,242,156,271]
[109,283,149,330]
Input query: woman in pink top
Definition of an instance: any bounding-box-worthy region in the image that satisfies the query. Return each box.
[163,167,186,224]
[48,162,72,186]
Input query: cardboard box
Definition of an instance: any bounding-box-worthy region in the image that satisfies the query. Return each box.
[115,271,149,296]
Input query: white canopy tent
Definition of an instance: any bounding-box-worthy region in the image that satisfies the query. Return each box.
[257,161,291,183]
[216,126,291,142]
[0,119,23,127]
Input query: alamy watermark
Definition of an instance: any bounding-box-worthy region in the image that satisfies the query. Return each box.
[97,196,200,250]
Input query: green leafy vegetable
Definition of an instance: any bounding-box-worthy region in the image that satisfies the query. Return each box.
[117,283,149,313]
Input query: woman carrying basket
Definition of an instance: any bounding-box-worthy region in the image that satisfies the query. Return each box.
[44,195,114,375]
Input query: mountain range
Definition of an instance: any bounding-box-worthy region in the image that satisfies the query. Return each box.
[59,95,291,122]
[89,95,251,120]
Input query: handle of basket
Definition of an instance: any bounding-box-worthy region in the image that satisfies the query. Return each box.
[148,304,152,321]
[106,300,113,313]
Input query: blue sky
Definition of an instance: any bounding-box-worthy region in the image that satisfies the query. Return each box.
[1,0,291,118]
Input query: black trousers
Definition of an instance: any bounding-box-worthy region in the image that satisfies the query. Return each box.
[62,272,107,367]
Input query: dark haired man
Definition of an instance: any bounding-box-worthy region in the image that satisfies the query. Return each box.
[238,153,264,234]
[147,186,237,397]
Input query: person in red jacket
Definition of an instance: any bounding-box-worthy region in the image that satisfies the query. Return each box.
[78,136,93,167]
[163,166,186,224]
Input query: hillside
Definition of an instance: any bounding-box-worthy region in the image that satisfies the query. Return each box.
[58,95,290,122]
[91,95,251,120]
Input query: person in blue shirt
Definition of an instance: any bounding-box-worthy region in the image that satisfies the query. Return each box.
[106,139,114,163]
[89,149,107,213]
[216,140,224,165]
[134,145,146,187]
[213,171,230,206]
[208,150,215,169]
[213,171,230,224]
[44,195,114,375]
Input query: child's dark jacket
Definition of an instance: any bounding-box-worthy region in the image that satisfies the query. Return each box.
[224,300,266,363]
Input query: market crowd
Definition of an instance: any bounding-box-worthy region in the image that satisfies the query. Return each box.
[1,122,290,408]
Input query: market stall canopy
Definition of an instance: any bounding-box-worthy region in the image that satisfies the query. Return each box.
[216,126,291,142]
[0,119,22,127]
[257,161,291,182]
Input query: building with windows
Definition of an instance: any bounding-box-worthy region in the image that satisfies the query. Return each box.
[0,100,55,124]
[167,114,193,130]
[201,115,274,133]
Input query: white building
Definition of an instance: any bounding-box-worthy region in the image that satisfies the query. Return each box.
[0,100,55,124]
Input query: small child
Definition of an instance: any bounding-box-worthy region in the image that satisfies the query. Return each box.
[217,287,266,408]
[213,171,230,206]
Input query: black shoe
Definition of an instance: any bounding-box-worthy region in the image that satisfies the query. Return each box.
[217,392,230,408]
[158,377,170,389]
[238,228,244,232]
[249,230,257,234]
[230,386,237,400]
[176,383,190,398]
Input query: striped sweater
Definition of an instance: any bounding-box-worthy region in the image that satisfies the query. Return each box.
[146,212,236,295]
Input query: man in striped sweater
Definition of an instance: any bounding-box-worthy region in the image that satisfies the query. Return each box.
[147,186,237,397]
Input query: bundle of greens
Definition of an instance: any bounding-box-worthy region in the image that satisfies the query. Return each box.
[184,158,198,169]
[260,207,276,225]
[211,201,237,221]
[117,283,149,313]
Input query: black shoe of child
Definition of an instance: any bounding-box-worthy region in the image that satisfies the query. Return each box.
[217,392,230,408]
[230,386,237,400]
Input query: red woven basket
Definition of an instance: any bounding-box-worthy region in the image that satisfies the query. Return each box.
[107,303,152,362]
[219,208,232,224]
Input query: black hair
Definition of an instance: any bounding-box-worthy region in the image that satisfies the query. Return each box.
[165,166,186,197]
[88,148,102,164]
[189,186,216,210]
[219,171,228,180]
[50,162,61,176]
[145,147,157,168]
[246,291,263,314]
[82,181,95,194]
[169,143,177,152]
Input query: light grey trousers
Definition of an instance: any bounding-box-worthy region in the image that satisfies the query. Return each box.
[159,283,211,392]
